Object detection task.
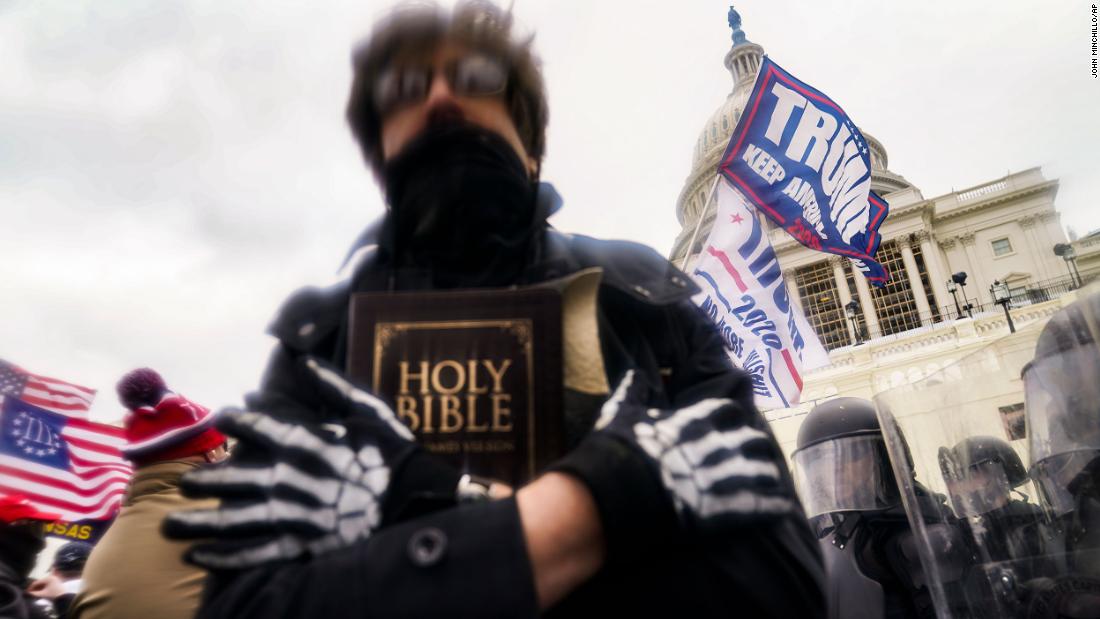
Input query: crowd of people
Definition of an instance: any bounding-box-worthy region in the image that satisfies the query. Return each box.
[1,2,1098,617]
[2,368,229,619]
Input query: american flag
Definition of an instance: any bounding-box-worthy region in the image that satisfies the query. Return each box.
[0,396,132,522]
[0,360,96,417]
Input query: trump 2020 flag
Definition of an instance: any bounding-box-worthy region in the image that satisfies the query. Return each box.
[719,57,890,285]
[692,179,830,409]
[0,395,131,543]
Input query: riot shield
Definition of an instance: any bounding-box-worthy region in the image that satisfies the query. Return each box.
[872,318,1100,619]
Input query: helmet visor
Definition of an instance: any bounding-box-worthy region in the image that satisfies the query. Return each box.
[944,460,1013,517]
[1025,344,1100,466]
[1032,449,1100,517]
[793,434,899,519]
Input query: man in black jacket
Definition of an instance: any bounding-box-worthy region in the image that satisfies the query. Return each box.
[165,2,824,616]
[0,495,59,619]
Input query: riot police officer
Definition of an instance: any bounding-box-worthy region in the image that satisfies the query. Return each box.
[940,436,1044,563]
[793,397,955,619]
[1024,290,1100,615]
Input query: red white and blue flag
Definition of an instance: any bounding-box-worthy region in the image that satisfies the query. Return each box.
[0,360,97,416]
[0,366,131,540]
[718,57,890,285]
[691,179,830,409]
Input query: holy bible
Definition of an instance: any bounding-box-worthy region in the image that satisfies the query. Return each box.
[346,287,565,486]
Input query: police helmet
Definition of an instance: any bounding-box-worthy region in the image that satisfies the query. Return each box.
[1025,290,1100,516]
[945,435,1028,487]
[792,397,901,523]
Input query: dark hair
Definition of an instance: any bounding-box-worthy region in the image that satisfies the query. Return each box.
[53,541,93,575]
[346,0,549,176]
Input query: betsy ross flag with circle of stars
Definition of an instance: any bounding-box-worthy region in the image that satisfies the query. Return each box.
[0,360,131,532]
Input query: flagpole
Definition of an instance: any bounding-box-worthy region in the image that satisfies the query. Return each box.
[678,175,722,270]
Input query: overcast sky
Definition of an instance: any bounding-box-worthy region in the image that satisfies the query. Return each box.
[3,0,1097,423]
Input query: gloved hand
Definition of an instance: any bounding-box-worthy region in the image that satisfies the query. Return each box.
[554,370,795,562]
[596,369,795,523]
[163,357,419,569]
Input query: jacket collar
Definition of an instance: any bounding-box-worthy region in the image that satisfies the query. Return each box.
[125,460,202,506]
[268,183,698,354]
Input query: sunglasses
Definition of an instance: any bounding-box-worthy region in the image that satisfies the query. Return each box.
[373,53,508,117]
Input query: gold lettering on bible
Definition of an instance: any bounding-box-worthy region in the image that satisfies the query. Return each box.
[395,359,515,434]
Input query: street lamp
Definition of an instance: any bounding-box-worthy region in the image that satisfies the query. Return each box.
[946,271,969,319]
[990,279,1016,333]
[844,299,862,346]
[946,279,960,319]
[953,272,973,318]
[1054,243,1082,289]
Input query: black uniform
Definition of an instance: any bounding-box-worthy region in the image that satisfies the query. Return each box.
[194,195,824,617]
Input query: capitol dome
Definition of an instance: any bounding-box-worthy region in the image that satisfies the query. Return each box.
[689,42,763,173]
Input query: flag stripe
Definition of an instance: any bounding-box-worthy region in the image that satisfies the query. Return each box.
[780,349,804,391]
[63,435,124,459]
[0,453,130,486]
[0,361,97,417]
[26,375,96,397]
[706,246,749,293]
[22,392,94,409]
[20,396,90,412]
[0,460,129,495]
[68,450,133,476]
[65,417,126,439]
[0,473,126,507]
[67,445,126,462]
[25,382,95,403]
[67,444,126,464]
[0,481,123,521]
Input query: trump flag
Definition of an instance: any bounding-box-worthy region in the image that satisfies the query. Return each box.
[718,57,890,285]
[691,179,830,410]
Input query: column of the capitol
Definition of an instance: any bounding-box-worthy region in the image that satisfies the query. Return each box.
[851,265,881,338]
[830,257,858,343]
[958,232,987,302]
[917,230,951,315]
[899,237,933,323]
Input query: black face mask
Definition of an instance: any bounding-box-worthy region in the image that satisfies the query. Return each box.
[380,122,541,288]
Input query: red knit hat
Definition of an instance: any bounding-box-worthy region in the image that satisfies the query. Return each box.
[117,368,226,464]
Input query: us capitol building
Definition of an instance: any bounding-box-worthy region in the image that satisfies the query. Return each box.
[670,9,1100,457]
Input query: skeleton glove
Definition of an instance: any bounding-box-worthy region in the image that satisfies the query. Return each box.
[163,357,417,570]
[554,370,796,561]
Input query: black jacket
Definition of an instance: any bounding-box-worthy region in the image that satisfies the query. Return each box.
[0,563,51,619]
[197,225,825,618]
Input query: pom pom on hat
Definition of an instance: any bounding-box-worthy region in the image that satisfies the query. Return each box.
[118,369,226,464]
[117,368,168,411]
